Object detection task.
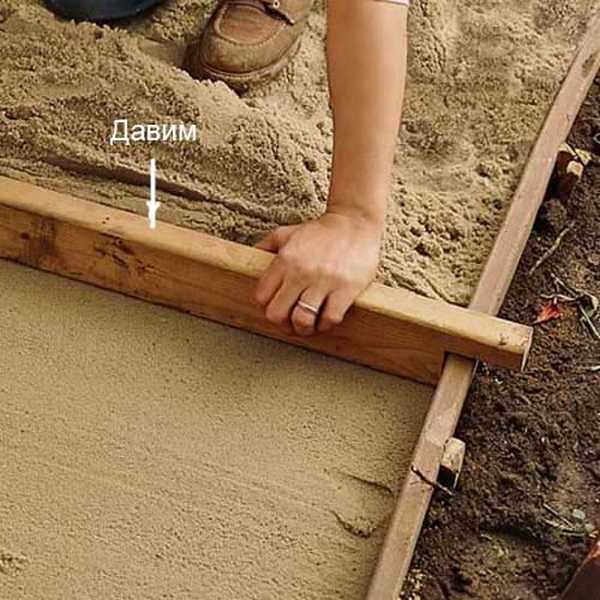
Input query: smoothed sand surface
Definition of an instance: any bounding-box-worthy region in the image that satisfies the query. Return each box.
[0,259,431,599]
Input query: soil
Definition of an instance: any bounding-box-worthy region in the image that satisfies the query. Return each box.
[402,74,600,599]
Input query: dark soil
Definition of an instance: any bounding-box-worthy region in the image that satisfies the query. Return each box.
[403,75,600,600]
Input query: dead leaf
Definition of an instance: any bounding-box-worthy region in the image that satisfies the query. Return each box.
[534,300,565,324]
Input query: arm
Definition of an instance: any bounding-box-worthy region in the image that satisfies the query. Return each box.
[327,0,408,227]
[255,0,408,336]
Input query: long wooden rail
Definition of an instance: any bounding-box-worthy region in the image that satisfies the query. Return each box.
[0,177,531,385]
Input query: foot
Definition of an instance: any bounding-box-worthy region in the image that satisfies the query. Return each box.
[185,0,313,90]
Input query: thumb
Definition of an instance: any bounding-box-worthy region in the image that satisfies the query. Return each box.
[255,226,296,253]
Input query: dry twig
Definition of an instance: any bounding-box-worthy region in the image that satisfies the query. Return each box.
[549,273,600,340]
[410,466,455,498]
[529,223,574,275]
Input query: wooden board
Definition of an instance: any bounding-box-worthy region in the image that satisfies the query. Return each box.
[561,539,600,600]
[0,177,531,385]
[367,10,600,599]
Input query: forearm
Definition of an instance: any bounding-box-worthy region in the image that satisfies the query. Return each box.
[326,0,408,227]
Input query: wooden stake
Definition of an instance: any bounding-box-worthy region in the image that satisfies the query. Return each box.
[438,437,466,490]
[554,144,591,200]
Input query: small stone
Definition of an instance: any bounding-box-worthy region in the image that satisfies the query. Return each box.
[507,410,528,429]
[410,224,425,237]
[415,239,442,259]
[572,508,586,522]
[584,522,596,534]
[304,157,318,172]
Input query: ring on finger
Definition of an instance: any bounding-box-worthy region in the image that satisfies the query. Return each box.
[296,300,320,316]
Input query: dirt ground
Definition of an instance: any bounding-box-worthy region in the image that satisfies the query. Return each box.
[402,75,600,599]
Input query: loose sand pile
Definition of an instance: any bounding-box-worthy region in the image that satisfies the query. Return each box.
[0,0,597,304]
[0,259,430,599]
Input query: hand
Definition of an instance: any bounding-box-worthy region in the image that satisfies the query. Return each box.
[254,212,383,336]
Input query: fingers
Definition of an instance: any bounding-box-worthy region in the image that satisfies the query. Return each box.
[256,259,356,336]
[318,289,354,334]
[257,272,355,336]
[255,261,355,337]
[263,278,305,335]
[255,226,296,252]
[291,289,328,337]
[254,222,367,336]
[255,226,301,334]
[255,257,285,308]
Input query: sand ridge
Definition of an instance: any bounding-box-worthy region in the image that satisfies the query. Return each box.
[0,259,430,599]
[0,0,597,304]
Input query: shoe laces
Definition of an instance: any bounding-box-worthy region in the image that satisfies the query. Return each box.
[223,0,296,25]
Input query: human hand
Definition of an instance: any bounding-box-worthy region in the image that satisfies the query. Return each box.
[254,212,383,336]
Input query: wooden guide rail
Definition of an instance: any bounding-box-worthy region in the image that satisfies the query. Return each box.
[0,177,531,386]
[367,10,600,599]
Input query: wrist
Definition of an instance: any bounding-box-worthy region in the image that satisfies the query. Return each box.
[327,184,387,228]
[327,175,390,231]
[326,203,386,232]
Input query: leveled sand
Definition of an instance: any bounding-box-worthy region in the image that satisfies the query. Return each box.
[0,259,431,599]
[0,0,597,304]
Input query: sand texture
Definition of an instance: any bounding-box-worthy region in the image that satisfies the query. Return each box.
[0,259,431,599]
[0,0,598,304]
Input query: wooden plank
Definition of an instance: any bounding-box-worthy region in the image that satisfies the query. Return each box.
[367,10,600,599]
[366,354,475,599]
[0,177,531,385]
[561,539,600,600]
[438,437,466,490]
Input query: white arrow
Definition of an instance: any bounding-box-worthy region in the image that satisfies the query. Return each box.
[146,158,161,230]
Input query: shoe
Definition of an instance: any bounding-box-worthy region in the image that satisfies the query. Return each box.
[45,0,165,21]
[185,0,313,90]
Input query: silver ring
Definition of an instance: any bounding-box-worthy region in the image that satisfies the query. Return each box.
[296,300,320,315]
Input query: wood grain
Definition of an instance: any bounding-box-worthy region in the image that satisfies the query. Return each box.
[367,10,600,599]
[0,177,531,385]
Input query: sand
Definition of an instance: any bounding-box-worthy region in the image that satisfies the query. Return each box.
[0,2,598,597]
[0,0,598,304]
[0,259,431,599]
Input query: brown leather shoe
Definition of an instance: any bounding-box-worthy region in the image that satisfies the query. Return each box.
[185,0,313,90]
